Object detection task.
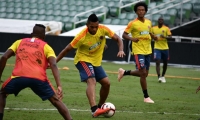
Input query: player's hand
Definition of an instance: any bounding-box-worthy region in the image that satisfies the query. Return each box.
[57,86,63,100]
[160,35,165,38]
[153,36,158,40]
[196,86,200,93]
[117,51,125,58]
[131,38,139,43]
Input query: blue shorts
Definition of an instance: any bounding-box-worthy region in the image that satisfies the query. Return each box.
[134,54,151,70]
[154,49,169,61]
[1,77,55,101]
[75,61,107,82]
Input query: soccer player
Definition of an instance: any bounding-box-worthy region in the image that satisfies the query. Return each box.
[196,86,200,93]
[56,14,125,117]
[118,2,157,103]
[0,24,72,120]
[151,17,172,83]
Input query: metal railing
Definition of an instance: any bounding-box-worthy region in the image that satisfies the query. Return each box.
[172,36,200,43]
[73,6,107,29]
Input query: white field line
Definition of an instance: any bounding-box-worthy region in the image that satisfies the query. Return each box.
[4,108,200,116]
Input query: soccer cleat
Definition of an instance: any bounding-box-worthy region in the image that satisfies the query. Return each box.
[158,77,162,83]
[118,68,125,82]
[161,77,166,83]
[92,108,110,117]
[144,97,154,103]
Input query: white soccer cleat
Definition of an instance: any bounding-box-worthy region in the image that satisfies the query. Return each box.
[161,77,166,83]
[144,97,154,103]
[158,77,162,83]
[118,68,125,82]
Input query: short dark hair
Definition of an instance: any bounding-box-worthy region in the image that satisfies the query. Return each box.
[134,2,148,12]
[87,13,99,23]
[35,24,46,29]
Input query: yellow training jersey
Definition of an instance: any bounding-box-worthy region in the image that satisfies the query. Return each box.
[125,18,152,55]
[70,24,115,66]
[151,25,171,50]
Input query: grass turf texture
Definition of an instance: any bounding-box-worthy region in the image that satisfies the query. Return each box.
[1,56,200,120]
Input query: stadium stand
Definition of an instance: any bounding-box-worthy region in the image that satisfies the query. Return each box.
[0,0,199,32]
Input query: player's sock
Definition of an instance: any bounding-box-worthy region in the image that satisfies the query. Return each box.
[158,74,160,78]
[123,70,131,75]
[97,104,102,108]
[91,105,98,112]
[162,74,165,77]
[143,89,149,98]
[0,113,3,120]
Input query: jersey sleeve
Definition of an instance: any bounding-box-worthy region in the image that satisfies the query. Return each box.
[44,44,56,58]
[70,30,86,49]
[8,40,22,53]
[166,27,172,36]
[103,25,115,38]
[124,21,133,34]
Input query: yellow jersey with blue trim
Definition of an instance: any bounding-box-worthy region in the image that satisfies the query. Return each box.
[125,18,152,55]
[151,25,171,50]
[70,24,115,66]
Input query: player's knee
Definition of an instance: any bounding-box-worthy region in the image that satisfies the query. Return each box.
[140,71,146,78]
[49,94,60,105]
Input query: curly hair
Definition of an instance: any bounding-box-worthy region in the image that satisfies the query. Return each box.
[134,2,148,12]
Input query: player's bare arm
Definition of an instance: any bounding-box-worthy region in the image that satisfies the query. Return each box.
[0,49,14,81]
[56,43,74,63]
[48,56,63,100]
[150,33,158,40]
[111,34,126,58]
[122,32,139,42]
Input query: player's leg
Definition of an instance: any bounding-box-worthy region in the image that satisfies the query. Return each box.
[0,77,29,120]
[94,66,110,107]
[0,90,6,120]
[139,55,154,103]
[48,95,72,120]
[76,61,108,117]
[118,55,141,81]
[161,50,169,83]
[30,78,72,120]
[154,49,162,82]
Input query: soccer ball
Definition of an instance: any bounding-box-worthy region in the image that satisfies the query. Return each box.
[101,102,116,118]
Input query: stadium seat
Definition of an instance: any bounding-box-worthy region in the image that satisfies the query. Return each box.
[52,0,60,5]
[111,19,121,25]
[38,9,46,15]
[126,13,135,20]
[102,18,112,24]
[68,11,78,17]
[60,5,68,11]
[6,7,14,13]
[64,20,75,31]
[45,4,53,10]
[54,16,63,22]
[52,10,61,16]
[15,14,23,19]
[46,16,54,21]
[62,16,70,23]
[29,9,37,14]
[7,2,15,8]
[68,6,76,11]
[77,6,85,12]
[14,2,22,8]
[118,13,127,19]
[192,3,200,16]
[83,1,92,6]
[45,10,54,16]
[45,0,53,4]
[148,2,157,9]
[14,8,22,14]
[29,3,37,9]
[29,0,37,3]
[60,11,69,17]
[6,13,15,19]
[121,1,134,12]
[37,4,46,9]
[0,7,6,13]
[68,1,76,5]
[0,13,6,18]
[91,1,100,7]
[37,15,46,21]
[53,5,61,10]
[21,14,30,20]
[119,19,129,25]
[29,14,38,20]
[0,2,6,7]
[22,3,29,8]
